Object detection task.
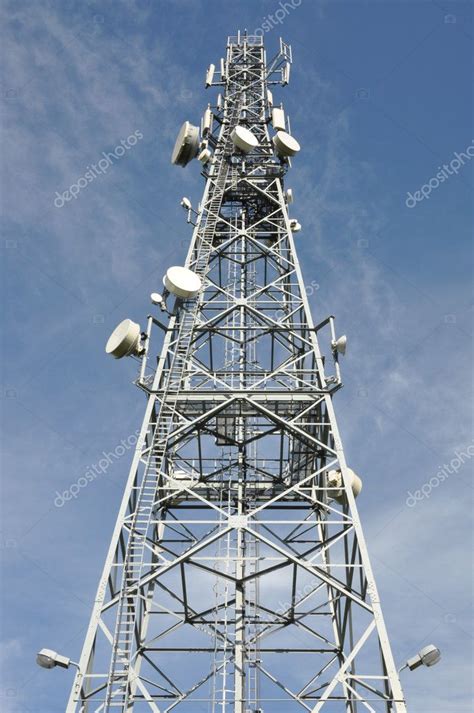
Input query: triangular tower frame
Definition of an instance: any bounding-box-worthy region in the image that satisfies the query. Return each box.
[64,31,407,713]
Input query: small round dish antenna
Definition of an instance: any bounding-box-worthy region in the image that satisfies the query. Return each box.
[289,218,302,232]
[273,131,300,157]
[231,126,259,153]
[105,319,143,359]
[163,266,202,299]
[150,292,163,305]
[332,334,347,355]
[171,121,200,167]
[327,468,362,504]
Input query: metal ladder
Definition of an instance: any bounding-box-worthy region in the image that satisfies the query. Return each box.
[211,227,241,711]
[245,247,261,712]
[104,97,244,711]
[245,508,260,712]
[210,479,237,713]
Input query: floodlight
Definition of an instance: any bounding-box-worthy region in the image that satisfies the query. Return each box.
[400,644,441,673]
[36,648,75,670]
[419,645,442,667]
[332,335,347,355]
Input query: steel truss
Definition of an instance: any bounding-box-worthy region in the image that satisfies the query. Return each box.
[65,31,407,713]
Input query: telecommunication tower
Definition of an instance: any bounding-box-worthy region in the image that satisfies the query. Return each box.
[62,32,407,712]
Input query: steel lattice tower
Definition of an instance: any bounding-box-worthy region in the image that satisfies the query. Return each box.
[64,32,407,713]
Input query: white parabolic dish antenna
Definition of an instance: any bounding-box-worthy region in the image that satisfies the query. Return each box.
[231,126,259,153]
[327,468,362,504]
[105,319,142,359]
[273,131,301,157]
[164,266,202,299]
[171,121,200,167]
[150,292,163,305]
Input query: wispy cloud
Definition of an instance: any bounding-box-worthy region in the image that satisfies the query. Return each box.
[1,2,472,711]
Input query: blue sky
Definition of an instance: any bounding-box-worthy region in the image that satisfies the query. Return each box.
[1,0,472,711]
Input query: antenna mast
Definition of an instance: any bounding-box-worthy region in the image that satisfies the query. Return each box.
[63,32,407,712]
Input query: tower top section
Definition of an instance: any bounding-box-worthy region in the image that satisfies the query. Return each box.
[171,33,299,178]
[210,32,292,86]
